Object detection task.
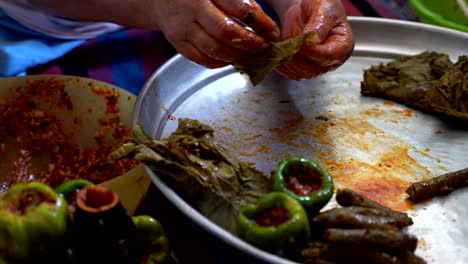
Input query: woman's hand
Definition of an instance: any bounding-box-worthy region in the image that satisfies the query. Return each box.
[266,0,355,80]
[154,0,280,68]
[31,0,280,68]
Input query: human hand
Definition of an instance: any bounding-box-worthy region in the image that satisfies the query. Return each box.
[154,0,280,68]
[267,0,355,80]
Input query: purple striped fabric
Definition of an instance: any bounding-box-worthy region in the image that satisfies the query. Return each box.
[367,0,406,19]
[83,39,114,84]
[26,0,419,94]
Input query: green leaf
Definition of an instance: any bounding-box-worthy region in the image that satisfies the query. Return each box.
[110,118,271,234]
[361,52,468,122]
[233,32,316,86]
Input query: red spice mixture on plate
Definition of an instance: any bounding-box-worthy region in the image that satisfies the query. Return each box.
[0,78,138,190]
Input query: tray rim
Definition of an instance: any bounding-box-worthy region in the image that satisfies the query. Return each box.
[132,16,468,264]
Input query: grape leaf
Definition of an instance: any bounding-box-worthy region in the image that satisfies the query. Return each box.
[233,32,316,86]
[110,118,271,234]
[361,52,468,122]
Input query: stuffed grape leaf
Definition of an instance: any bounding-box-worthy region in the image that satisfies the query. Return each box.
[233,32,315,86]
[361,51,468,122]
[110,118,271,234]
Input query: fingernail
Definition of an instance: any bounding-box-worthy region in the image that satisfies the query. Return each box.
[270,30,280,40]
[261,43,270,50]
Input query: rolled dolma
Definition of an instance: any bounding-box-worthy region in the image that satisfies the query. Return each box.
[311,206,413,230]
[336,188,412,224]
[303,243,425,264]
[324,228,418,251]
[406,167,468,201]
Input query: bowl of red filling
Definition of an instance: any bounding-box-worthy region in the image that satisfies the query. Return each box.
[0,75,144,192]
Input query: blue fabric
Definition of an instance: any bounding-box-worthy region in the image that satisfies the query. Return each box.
[96,30,146,95]
[0,10,83,77]
[256,0,280,22]
[0,1,278,79]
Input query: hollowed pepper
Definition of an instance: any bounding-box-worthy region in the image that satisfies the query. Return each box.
[236,192,310,252]
[271,157,334,214]
[0,181,68,261]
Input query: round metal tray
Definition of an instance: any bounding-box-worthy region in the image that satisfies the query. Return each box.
[134,17,468,264]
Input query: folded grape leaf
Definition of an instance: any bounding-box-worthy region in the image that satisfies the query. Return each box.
[233,32,316,86]
[361,51,468,122]
[110,118,271,234]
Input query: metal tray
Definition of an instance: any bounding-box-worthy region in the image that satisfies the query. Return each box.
[134,17,468,264]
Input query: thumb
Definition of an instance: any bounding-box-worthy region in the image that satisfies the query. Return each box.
[302,0,346,44]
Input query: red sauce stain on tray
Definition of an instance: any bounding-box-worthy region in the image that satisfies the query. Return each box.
[360,106,385,118]
[309,116,432,211]
[238,145,272,158]
[383,101,395,107]
[0,78,138,190]
[390,109,413,117]
[325,159,414,211]
[360,103,414,122]
[268,116,304,148]
[208,89,441,213]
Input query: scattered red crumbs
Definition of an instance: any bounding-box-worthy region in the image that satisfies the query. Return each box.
[0,78,138,189]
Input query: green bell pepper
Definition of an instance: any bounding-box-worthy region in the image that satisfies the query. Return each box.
[271,157,334,214]
[55,179,94,199]
[133,215,171,264]
[236,192,310,252]
[0,181,68,260]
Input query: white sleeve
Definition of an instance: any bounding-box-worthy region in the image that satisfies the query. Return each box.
[0,0,123,39]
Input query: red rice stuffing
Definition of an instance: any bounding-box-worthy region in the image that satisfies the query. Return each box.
[0,78,139,189]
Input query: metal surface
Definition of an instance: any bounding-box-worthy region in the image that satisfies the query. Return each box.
[134,17,468,264]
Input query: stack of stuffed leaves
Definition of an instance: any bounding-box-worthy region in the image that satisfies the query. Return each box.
[110,118,271,234]
[361,51,468,122]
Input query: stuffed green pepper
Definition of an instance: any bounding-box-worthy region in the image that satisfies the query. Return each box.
[236,192,310,252]
[271,157,334,214]
[0,181,68,261]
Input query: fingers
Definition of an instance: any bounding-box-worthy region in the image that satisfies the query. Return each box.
[159,0,279,68]
[176,40,229,69]
[301,21,355,66]
[212,0,280,41]
[195,1,272,52]
[273,0,354,79]
[278,22,353,79]
[276,55,339,80]
[186,22,250,62]
[302,0,346,44]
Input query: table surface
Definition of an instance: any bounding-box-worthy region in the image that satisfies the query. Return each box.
[26,1,421,263]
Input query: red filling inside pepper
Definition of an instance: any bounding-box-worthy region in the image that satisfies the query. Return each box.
[253,204,290,227]
[10,189,54,215]
[285,162,323,196]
